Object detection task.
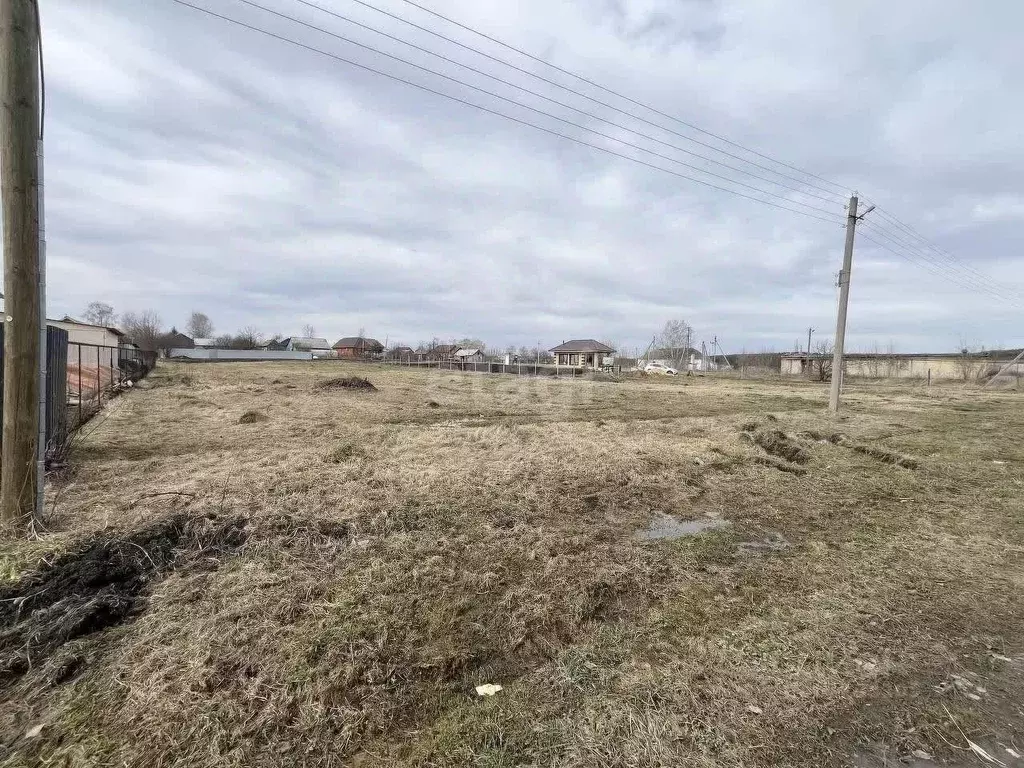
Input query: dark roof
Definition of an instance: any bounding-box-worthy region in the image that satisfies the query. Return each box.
[549,339,615,353]
[333,337,384,350]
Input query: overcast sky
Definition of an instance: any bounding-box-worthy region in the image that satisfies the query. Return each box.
[33,0,1024,353]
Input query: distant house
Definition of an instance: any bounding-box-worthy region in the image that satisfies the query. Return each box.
[50,317,129,350]
[50,317,131,369]
[387,345,415,360]
[417,344,460,361]
[549,339,614,369]
[454,347,485,363]
[192,337,216,348]
[333,337,384,358]
[162,331,195,351]
[281,337,332,356]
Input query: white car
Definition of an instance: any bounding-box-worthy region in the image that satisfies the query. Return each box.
[644,362,678,375]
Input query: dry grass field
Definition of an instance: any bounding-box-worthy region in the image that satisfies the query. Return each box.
[2,361,1023,767]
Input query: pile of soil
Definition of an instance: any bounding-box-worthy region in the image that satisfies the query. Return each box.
[751,429,810,465]
[0,514,247,687]
[238,410,269,424]
[316,376,377,391]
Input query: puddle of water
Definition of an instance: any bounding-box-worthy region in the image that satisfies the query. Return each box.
[636,512,731,541]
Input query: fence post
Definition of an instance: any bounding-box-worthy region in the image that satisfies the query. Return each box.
[77,344,81,426]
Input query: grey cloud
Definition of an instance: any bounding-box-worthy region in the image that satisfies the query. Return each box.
[24,0,1024,354]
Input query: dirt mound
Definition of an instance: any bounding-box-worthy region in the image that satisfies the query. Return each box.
[316,376,377,391]
[753,455,808,475]
[238,411,268,424]
[0,514,247,687]
[749,428,810,464]
[848,442,919,469]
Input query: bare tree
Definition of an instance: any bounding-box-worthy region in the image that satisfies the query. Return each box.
[231,326,262,349]
[955,347,985,382]
[655,319,693,369]
[187,311,214,339]
[456,337,485,350]
[121,310,163,351]
[82,301,116,327]
[301,323,316,338]
[811,340,834,381]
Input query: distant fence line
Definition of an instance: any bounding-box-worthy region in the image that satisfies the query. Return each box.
[168,348,314,361]
[383,358,624,377]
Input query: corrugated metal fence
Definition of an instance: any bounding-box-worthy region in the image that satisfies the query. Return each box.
[0,324,69,458]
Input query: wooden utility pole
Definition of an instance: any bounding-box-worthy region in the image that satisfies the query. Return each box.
[1,0,41,529]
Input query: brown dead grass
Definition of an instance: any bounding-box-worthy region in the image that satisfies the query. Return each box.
[1,362,1022,767]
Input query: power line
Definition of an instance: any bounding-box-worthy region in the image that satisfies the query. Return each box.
[230,0,842,216]
[167,0,1014,307]
[857,230,1020,307]
[304,0,849,203]
[255,0,842,207]
[873,206,1004,286]
[859,219,1021,303]
[388,0,853,196]
[166,0,843,224]
[317,0,1012,303]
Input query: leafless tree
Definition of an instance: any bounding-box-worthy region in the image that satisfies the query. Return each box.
[457,338,485,350]
[82,301,116,327]
[231,326,263,350]
[955,347,985,382]
[187,311,214,339]
[121,310,163,351]
[655,319,693,369]
[302,324,316,338]
[811,340,834,381]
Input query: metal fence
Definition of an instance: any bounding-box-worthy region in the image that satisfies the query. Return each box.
[0,328,157,465]
[67,342,156,431]
[383,358,623,377]
[0,325,69,459]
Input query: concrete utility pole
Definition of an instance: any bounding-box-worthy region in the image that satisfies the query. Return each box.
[828,195,874,413]
[806,327,814,374]
[1,0,42,529]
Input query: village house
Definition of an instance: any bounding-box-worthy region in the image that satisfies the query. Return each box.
[161,330,195,352]
[333,337,384,358]
[454,347,485,363]
[386,345,415,360]
[284,337,332,356]
[417,344,460,361]
[549,339,614,369]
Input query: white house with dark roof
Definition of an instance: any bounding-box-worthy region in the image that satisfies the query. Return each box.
[549,339,614,369]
